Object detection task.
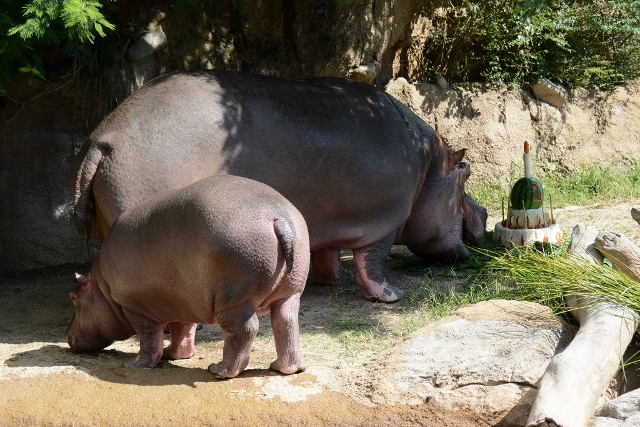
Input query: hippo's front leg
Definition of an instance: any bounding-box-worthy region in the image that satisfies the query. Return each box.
[122,309,165,368]
[163,321,198,360]
[209,301,259,379]
[352,234,404,303]
[269,293,306,375]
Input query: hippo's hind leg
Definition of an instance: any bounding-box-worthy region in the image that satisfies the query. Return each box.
[163,321,198,360]
[209,301,259,379]
[269,292,306,375]
[352,233,404,303]
[122,309,165,368]
[311,247,342,284]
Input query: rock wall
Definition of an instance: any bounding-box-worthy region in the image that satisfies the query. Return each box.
[0,79,105,274]
[0,0,426,275]
[385,78,640,189]
[1,1,640,274]
[120,0,425,90]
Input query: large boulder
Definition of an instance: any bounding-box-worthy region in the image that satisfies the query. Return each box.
[591,388,640,426]
[381,300,573,426]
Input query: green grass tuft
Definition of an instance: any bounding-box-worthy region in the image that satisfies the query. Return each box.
[473,244,640,316]
[468,163,640,213]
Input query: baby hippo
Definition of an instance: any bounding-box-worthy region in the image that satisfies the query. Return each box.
[67,175,309,378]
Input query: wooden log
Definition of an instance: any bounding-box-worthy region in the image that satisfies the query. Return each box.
[594,231,640,282]
[527,224,638,427]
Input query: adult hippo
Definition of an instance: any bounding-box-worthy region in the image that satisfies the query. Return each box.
[71,70,487,303]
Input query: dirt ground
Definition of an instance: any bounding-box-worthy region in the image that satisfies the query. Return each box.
[0,202,638,427]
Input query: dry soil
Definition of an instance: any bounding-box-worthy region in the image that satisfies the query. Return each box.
[0,203,638,427]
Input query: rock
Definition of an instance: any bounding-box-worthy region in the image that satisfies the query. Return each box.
[590,417,625,427]
[521,90,540,121]
[126,30,167,62]
[435,75,448,90]
[347,59,380,84]
[386,300,574,426]
[384,77,421,110]
[597,388,640,421]
[532,78,568,109]
[624,413,640,426]
[631,206,640,226]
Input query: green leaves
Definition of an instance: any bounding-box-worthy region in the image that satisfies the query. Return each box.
[9,0,114,43]
[59,0,115,43]
[416,0,640,89]
[0,0,115,93]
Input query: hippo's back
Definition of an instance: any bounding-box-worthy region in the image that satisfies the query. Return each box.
[78,70,429,249]
[100,175,309,324]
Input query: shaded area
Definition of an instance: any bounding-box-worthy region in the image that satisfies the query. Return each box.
[0,251,494,426]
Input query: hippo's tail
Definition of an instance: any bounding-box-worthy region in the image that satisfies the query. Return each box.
[273,218,295,273]
[69,141,105,239]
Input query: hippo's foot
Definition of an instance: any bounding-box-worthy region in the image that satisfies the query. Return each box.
[352,234,404,303]
[211,302,258,379]
[270,294,305,374]
[124,353,160,368]
[163,321,197,360]
[162,345,195,360]
[269,357,306,375]
[122,308,164,368]
[362,284,404,303]
[208,361,244,379]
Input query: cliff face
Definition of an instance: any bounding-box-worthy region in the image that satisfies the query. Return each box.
[0,1,426,274]
[1,1,638,274]
[120,0,425,91]
[386,78,640,187]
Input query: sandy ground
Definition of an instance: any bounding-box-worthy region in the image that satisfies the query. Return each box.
[0,202,637,426]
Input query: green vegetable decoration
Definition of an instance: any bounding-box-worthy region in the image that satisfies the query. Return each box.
[510,141,544,210]
[510,177,544,209]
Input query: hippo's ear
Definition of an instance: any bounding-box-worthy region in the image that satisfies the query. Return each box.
[451,148,466,165]
[74,272,91,288]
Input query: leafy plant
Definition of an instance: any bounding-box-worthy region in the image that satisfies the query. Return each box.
[413,0,640,89]
[0,0,116,93]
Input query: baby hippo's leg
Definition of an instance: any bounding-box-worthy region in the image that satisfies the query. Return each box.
[269,292,306,375]
[123,309,165,368]
[209,301,259,379]
[163,321,198,360]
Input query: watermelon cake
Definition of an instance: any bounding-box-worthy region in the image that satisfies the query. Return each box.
[494,142,563,247]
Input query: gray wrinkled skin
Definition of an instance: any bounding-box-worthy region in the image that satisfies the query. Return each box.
[67,176,309,378]
[71,70,487,302]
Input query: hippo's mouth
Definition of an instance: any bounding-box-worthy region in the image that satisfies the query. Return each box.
[406,235,470,264]
[66,329,113,354]
[68,334,80,353]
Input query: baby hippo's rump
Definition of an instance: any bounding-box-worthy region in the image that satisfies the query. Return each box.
[67,175,309,378]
